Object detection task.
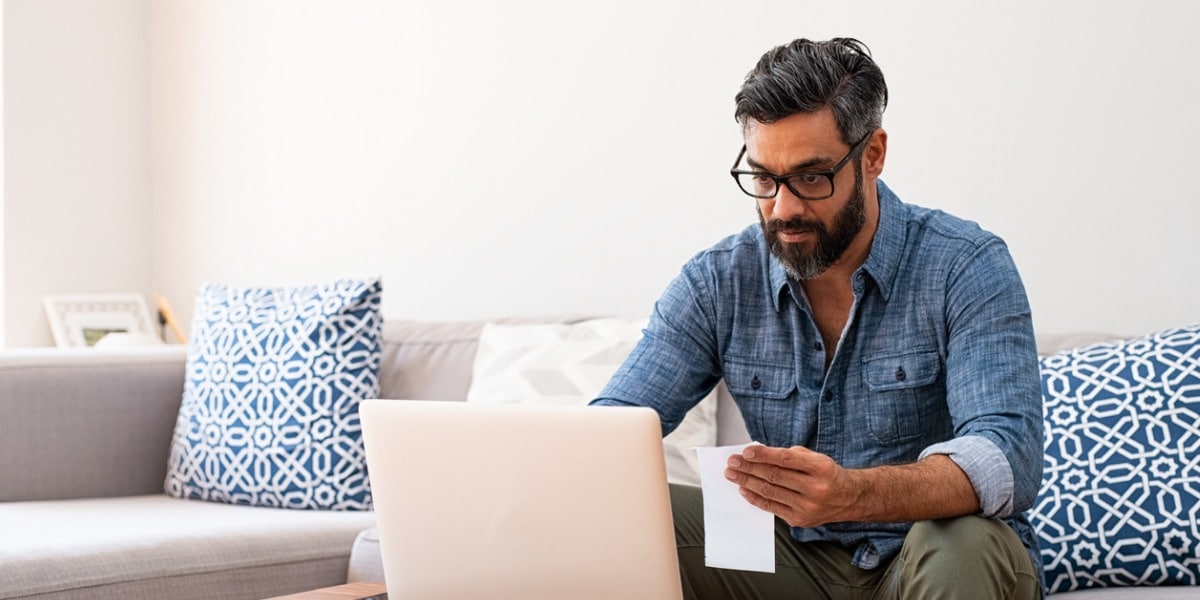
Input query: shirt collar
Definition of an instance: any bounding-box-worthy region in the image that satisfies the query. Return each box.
[769,251,791,313]
[767,178,905,312]
[860,179,904,302]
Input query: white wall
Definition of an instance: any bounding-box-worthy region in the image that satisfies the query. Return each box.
[147,0,756,334]
[0,3,6,346]
[146,0,1199,337]
[3,0,151,346]
[7,1,1198,345]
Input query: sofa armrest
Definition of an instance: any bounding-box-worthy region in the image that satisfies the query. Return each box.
[0,346,188,502]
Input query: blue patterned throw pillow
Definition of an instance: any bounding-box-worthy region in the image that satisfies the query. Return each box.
[165,278,382,510]
[1032,323,1200,593]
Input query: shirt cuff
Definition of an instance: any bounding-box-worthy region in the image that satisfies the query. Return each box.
[919,435,1014,518]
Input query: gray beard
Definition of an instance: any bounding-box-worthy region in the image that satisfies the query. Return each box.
[760,169,866,281]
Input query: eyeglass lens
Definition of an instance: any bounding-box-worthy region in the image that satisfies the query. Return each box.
[735,172,832,200]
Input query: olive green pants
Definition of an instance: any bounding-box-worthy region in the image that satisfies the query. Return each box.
[670,484,1041,600]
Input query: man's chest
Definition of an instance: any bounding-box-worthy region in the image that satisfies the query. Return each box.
[718,288,952,458]
[804,284,856,369]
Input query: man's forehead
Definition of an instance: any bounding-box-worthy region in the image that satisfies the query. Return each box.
[743,109,841,143]
[742,112,844,170]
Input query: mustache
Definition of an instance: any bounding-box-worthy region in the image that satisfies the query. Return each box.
[765,218,826,236]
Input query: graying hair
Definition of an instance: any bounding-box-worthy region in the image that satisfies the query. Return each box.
[734,38,888,145]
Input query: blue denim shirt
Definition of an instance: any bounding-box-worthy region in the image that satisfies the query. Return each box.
[593,180,1044,578]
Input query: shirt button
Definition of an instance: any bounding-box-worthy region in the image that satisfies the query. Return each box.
[813,342,822,351]
[751,376,761,391]
[822,390,833,402]
[895,367,906,382]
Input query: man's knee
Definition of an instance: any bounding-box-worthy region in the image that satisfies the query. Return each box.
[904,516,1018,569]
[908,515,997,552]
[895,516,1040,599]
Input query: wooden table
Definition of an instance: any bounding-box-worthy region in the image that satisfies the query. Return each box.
[263,582,386,600]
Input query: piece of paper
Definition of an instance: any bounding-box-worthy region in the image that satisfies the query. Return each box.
[695,443,776,573]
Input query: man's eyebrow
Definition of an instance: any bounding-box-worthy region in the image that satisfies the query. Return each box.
[744,154,832,173]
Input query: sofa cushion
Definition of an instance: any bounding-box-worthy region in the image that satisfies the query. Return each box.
[0,347,188,502]
[1036,332,1123,356]
[164,278,382,510]
[376,316,595,402]
[0,495,376,599]
[346,527,386,583]
[466,317,718,486]
[1033,322,1200,594]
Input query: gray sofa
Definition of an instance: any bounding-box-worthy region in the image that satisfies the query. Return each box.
[1,318,1195,599]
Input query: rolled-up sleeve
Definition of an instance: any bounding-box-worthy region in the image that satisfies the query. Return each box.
[920,435,1015,518]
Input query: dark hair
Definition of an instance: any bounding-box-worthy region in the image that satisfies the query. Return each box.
[734,38,888,145]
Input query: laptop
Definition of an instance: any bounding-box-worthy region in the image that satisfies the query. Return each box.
[359,399,683,600]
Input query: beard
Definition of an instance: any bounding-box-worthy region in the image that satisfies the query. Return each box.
[759,167,866,281]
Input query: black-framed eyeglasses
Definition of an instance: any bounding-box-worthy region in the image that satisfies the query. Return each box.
[729,132,873,201]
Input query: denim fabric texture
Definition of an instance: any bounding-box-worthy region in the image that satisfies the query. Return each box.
[594,180,1044,581]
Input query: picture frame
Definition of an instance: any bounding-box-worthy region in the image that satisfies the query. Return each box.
[43,293,159,348]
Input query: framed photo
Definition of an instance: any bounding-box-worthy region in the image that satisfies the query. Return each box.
[43,293,158,348]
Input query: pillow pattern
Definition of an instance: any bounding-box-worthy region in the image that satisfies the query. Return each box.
[164,278,382,510]
[467,318,718,486]
[1032,322,1200,593]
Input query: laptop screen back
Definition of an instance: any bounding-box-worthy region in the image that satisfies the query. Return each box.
[360,399,682,600]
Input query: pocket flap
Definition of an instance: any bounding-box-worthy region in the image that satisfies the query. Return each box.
[724,358,796,399]
[864,351,940,391]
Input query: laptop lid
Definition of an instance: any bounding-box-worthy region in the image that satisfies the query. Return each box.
[360,399,682,600]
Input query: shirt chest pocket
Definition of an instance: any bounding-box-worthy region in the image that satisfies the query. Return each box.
[723,357,797,445]
[862,350,943,444]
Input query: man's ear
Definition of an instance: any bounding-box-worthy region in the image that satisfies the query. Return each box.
[863,129,887,177]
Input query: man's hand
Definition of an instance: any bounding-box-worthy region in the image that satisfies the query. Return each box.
[724,445,859,527]
[725,445,980,526]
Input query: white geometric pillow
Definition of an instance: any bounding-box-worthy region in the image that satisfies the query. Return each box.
[467,318,718,486]
[164,278,382,510]
[1032,322,1200,593]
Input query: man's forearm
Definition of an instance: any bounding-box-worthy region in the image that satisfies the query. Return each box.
[843,454,980,523]
[727,445,981,527]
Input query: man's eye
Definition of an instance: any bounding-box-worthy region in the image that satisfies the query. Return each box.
[752,173,774,184]
[792,173,825,186]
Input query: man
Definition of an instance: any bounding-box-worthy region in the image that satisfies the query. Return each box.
[591,38,1045,599]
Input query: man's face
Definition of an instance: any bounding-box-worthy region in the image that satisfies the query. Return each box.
[757,169,865,281]
[742,109,869,281]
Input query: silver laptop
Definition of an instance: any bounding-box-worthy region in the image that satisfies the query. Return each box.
[359,399,683,600]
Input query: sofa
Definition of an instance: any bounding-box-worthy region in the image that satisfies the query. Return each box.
[1,317,1197,599]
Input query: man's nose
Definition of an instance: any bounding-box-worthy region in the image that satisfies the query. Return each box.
[769,184,811,221]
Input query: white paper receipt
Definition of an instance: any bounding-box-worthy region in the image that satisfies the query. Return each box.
[694,443,776,573]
